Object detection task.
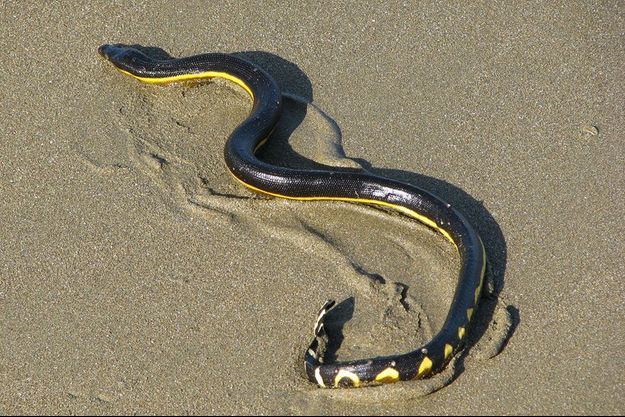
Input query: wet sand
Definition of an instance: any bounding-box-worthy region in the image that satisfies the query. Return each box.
[1,1,624,414]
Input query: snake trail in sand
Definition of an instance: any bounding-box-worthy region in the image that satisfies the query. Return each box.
[98,43,486,388]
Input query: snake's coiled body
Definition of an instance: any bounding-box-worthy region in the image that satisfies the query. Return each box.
[98,44,486,388]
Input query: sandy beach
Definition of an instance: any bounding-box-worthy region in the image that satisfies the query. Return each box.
[1,1,624,414]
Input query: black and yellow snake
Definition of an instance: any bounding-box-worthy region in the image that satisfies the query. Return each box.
[98,44,486,389]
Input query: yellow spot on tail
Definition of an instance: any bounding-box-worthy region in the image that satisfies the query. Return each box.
[417,357,433,378]
[467,308,474,321]
[375,367,400,384]
[475,239,486,304]
[458,327,466,340]
[334,369,361,388]
[314,367,326,388]
[444,344,453,360]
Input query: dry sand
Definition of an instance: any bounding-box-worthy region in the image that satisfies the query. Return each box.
[1,1,624,414]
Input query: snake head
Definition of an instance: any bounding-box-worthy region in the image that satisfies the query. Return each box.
[98,44,154,74]
[98,43,133,60]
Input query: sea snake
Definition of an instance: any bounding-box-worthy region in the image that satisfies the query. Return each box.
[98,44,486,388]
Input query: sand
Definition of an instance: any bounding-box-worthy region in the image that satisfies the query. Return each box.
[1,0,624,414]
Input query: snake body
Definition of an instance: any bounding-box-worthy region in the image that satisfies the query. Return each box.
[98,44,486,388]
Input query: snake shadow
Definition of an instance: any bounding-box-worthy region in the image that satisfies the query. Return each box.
[114,45,516,381]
